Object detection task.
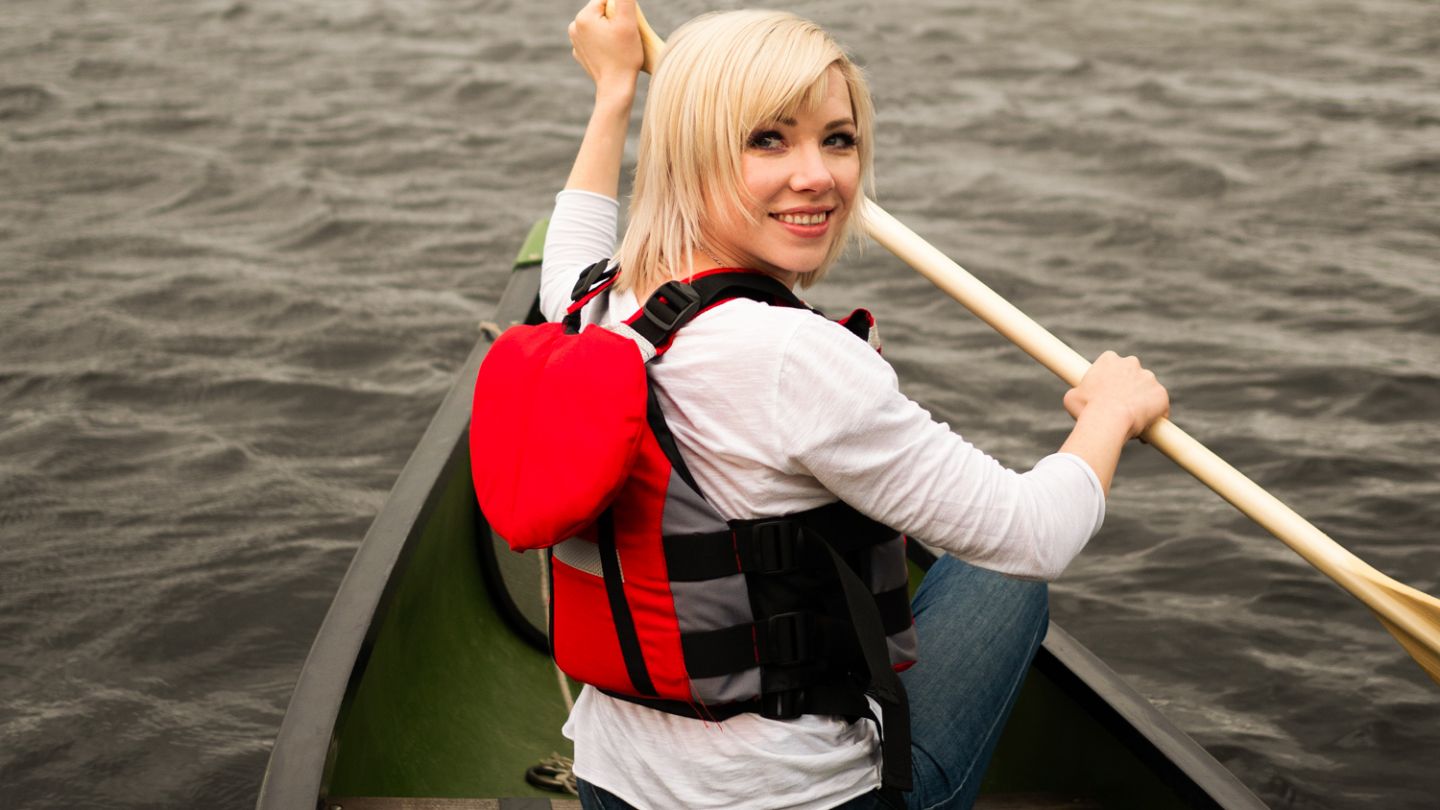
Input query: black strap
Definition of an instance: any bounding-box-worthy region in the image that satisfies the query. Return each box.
[662,506,899,582]
[607,537,914,792]
[563,259,616,334]
[679,611,843,679]
[646,385,703,496]
[597,507,657,696]
[570,258,617,302]
[687,272,806,310]
[822,536,912,791]
[626,272,803,349]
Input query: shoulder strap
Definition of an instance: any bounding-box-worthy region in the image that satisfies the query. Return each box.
[623,270,808,356]
[563,262,862,360]
[562,259,619,334]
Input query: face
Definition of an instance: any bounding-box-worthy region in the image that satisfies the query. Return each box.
[702,66,861,285]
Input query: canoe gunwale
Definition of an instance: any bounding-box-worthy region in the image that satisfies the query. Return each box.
[256,263,543,810]
[905,542,1264,809]
[1034,624,1264,809]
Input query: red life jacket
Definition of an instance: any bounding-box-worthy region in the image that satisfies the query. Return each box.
[471,263,915,792]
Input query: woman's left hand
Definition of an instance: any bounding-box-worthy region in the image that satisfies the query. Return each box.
[568,0,644,100]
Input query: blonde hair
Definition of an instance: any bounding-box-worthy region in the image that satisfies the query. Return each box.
[615,10,875,293]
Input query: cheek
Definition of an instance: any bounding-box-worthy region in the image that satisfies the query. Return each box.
[835,156,861,200]
[741,158,786,204]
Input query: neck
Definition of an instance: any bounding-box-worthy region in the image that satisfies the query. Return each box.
[681,248,798,290]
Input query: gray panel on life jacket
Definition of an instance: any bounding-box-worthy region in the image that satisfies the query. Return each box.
[552,537,607,579]
[690,667,762,705]
[888,627,919,666]
[670,572,752,632]
[660,468,728,536]
[671,567,764,703]
[869,535,908,593]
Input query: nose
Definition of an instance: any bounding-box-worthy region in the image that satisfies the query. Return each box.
[788,142,836,194]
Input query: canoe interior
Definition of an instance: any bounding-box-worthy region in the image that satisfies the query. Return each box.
[263,219,1263,809]
[323,443,1210,807]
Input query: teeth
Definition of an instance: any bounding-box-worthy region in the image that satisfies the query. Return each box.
[776,212,828,226]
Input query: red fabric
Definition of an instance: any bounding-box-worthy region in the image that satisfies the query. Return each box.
[611,430,691,700]
[551,555,632,691]
[470,322,648,550]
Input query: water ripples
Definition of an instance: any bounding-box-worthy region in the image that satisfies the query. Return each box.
[3,0,1439,807]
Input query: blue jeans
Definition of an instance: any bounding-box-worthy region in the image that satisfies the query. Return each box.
[578,554,1049,810]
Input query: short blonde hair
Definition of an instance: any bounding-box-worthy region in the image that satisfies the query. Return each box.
[616,10,875,293]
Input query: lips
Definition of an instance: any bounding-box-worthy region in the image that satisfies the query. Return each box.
[770,208,835,238]
[774,211,828,226]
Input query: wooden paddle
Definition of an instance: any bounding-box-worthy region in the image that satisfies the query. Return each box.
[611,1,1440,686]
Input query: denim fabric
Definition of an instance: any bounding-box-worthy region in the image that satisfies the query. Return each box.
[578,778,644,810]
[902,554,1048,810]
[576,555,1048,810]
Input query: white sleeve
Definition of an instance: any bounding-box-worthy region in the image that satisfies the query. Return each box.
[540,189,621,323]
[773,317,1106,581]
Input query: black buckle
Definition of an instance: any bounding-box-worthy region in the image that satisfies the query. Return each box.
[762,688,802,720]
[750,520,801,574]
[764,612,816,667]
[641,281,701,334]
[570,259,616,302]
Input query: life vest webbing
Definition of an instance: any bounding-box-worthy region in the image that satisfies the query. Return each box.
[645,385,701,496]
[821,538,912,792]
[597,506,657,696]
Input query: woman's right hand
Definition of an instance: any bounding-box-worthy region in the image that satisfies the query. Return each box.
[1063,351,1170,441]
[568,0,644,99]
[1057,351,1169,496]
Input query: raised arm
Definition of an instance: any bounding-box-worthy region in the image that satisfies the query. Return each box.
[564,0,643,197]
[539,0,645,321]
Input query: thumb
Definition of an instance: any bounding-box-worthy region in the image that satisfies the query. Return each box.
[604,0,637,23]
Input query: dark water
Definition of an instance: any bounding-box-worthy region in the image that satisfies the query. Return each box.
[2,0,1438,807]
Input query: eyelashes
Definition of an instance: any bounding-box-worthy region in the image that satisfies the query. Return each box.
[745,129,860,151]
[747,129,785,150]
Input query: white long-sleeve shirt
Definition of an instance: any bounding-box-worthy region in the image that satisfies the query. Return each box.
[542,189,1106,810]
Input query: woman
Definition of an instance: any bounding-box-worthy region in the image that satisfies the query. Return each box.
[542,2,1169,808]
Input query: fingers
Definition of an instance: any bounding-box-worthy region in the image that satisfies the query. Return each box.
[567,0,645,85]
[1074,349,1170,438]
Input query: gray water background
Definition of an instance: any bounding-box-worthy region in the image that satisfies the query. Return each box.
[3,0,1439,806]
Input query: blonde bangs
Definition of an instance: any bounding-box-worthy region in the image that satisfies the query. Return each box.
[617,11,876,293]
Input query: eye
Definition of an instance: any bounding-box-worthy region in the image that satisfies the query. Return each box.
[747,129,785,151]
[824,131,858,149]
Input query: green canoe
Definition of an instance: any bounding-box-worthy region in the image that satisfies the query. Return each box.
[257,221,1268,810]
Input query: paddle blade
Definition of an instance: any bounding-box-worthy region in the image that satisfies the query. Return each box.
[1360,568,1440,686]
[1357,569,1440,686]
[1377,615,1440,686]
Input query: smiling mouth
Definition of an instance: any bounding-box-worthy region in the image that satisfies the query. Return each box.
[773,211,830,226]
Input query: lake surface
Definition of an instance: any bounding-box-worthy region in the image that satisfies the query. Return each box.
[2,0,1438,807]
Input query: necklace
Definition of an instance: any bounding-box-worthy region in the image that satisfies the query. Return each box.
[699,245,729,269]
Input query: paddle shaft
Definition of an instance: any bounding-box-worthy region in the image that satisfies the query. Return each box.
[865,202,1440,679]
[619,0,1440,683]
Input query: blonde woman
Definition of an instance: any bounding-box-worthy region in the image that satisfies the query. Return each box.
[541,2,1169,808]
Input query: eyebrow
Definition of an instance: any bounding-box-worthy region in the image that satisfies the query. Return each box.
[776,117,856,129]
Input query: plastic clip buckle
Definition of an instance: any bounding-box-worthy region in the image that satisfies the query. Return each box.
[570,259,615,302]
[766,612,814,667]
[751,520,800,574]
[641,281,701,334]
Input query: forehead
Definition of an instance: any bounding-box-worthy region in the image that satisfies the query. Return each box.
[775,65,854,125]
